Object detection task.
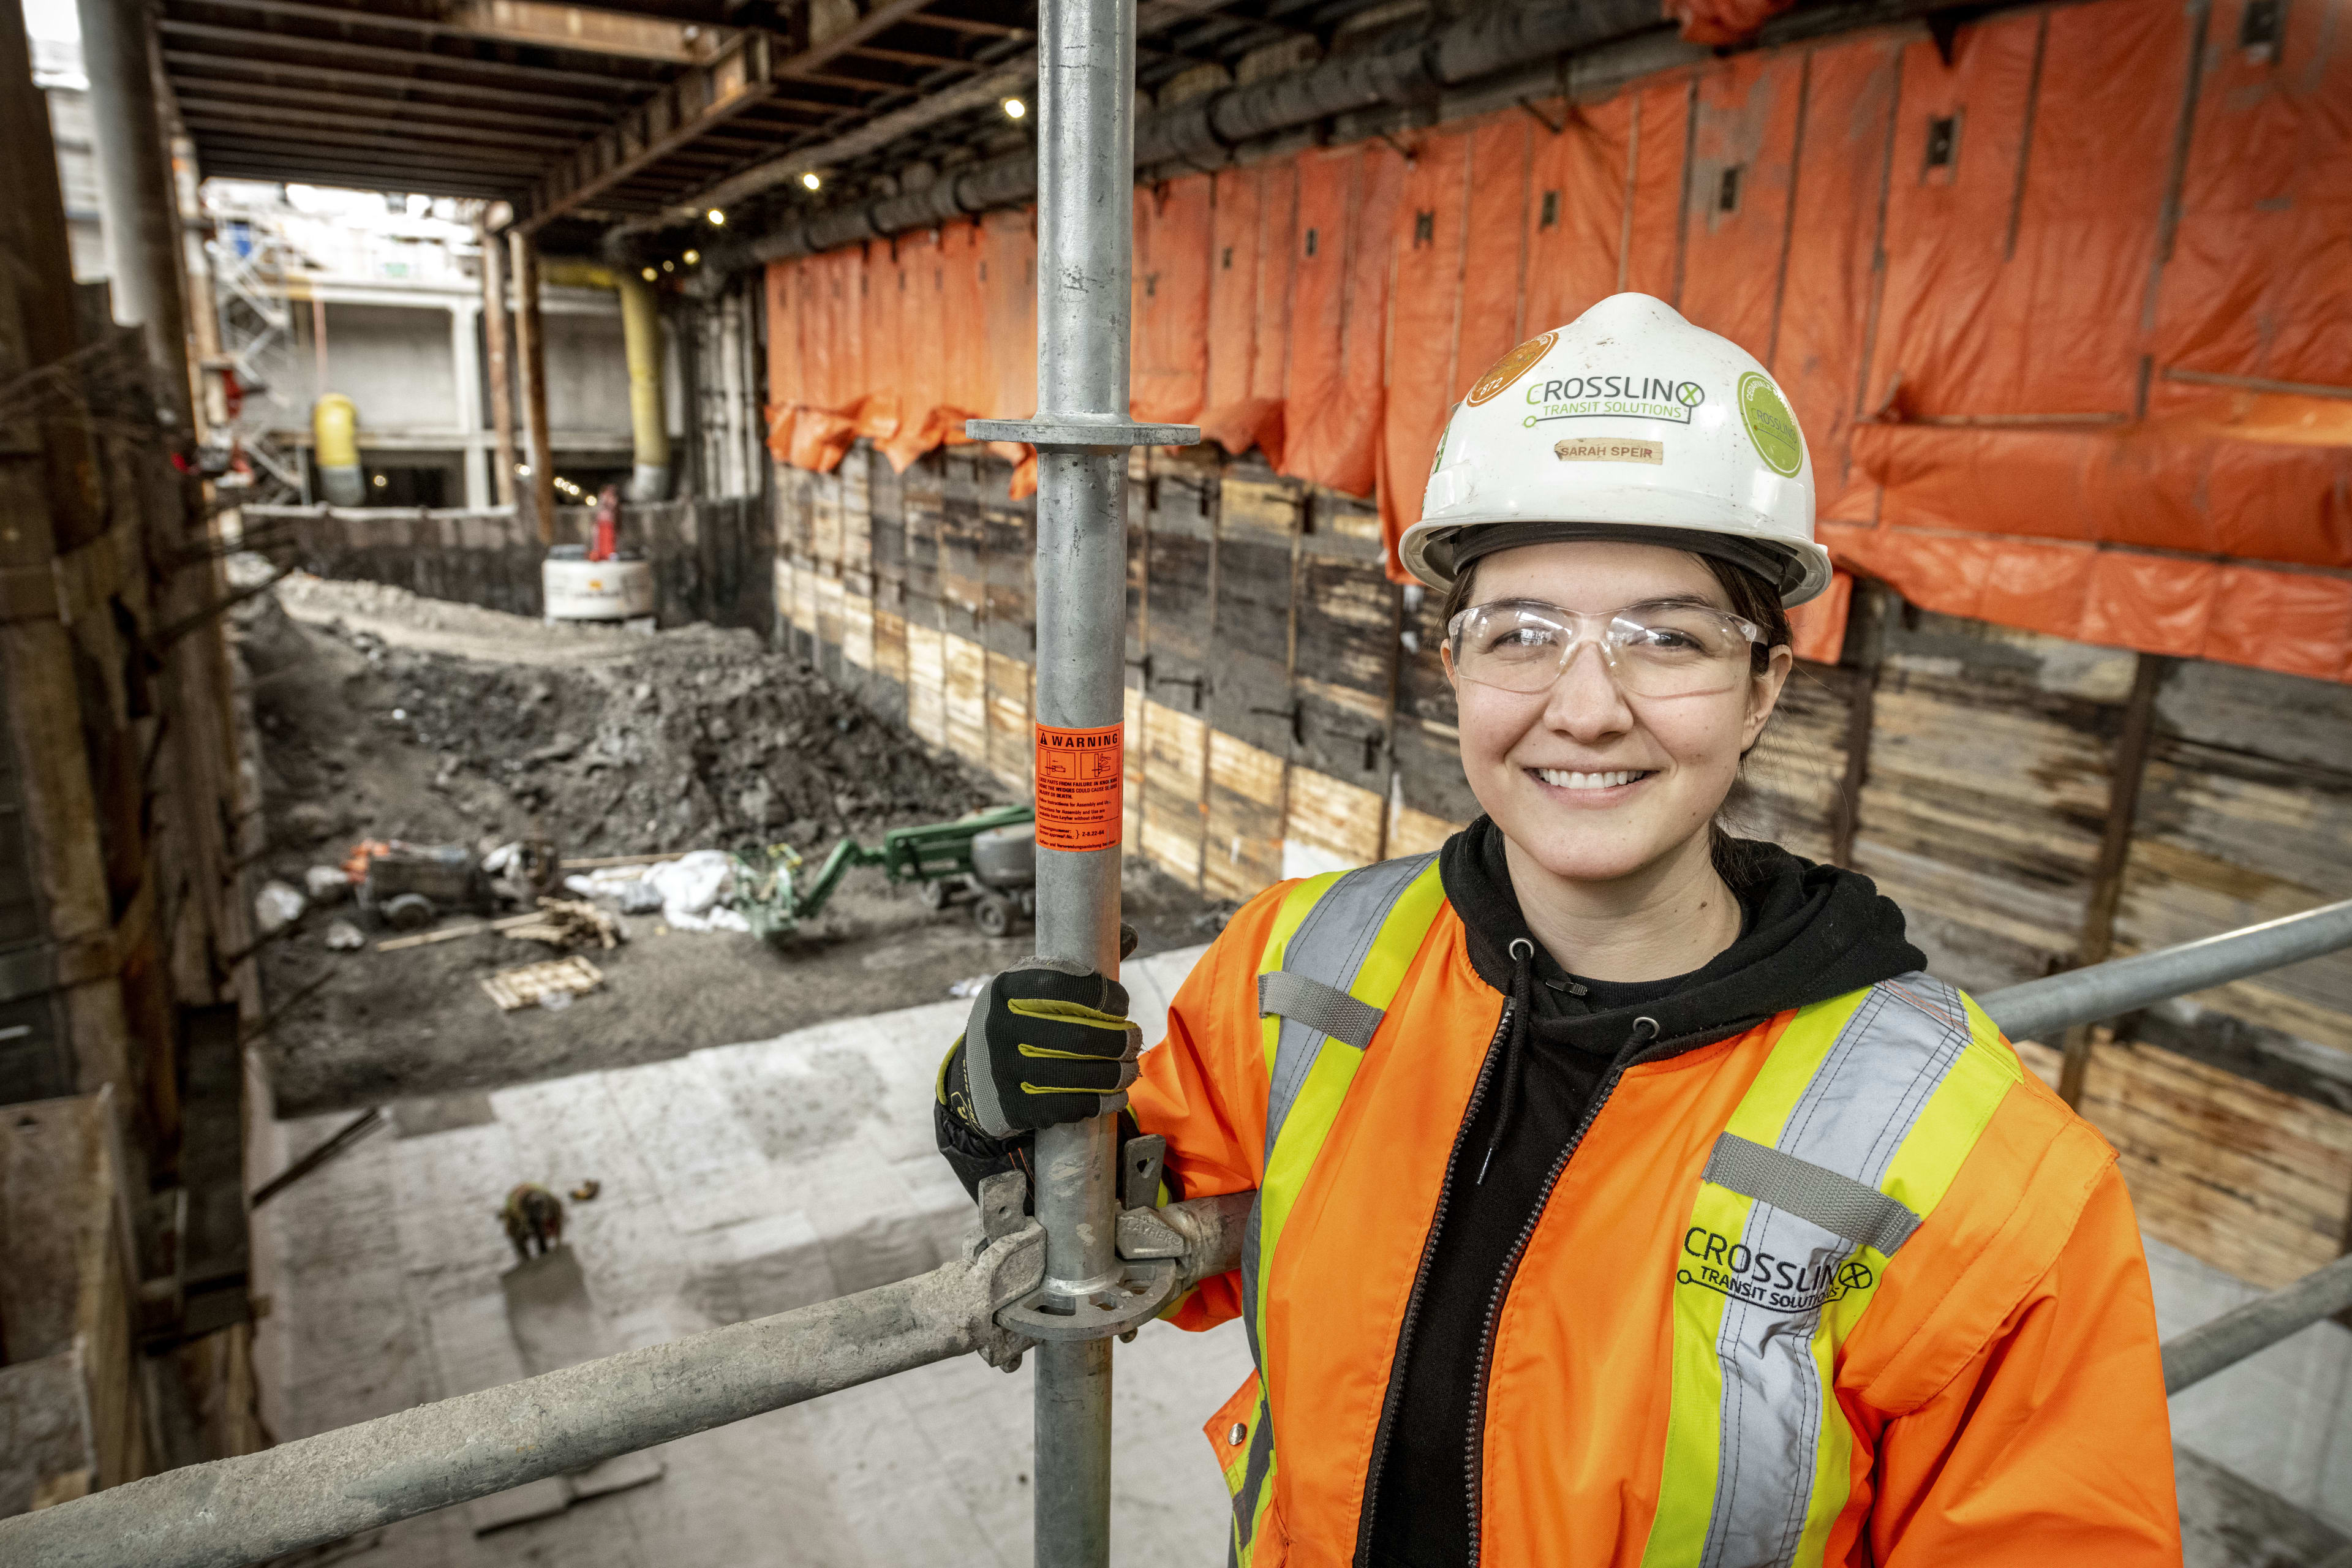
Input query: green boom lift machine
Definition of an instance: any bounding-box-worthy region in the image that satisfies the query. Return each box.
[729,803,1039,943]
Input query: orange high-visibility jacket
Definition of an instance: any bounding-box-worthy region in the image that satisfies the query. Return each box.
[1131,858,2181,1567]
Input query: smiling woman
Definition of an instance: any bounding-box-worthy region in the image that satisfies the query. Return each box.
[933,293,2185,1568]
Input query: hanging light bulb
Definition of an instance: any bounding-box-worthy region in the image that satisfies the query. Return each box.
[799,172,821,192]
[641,266,657,281]
[683,249,701,264]
[1003,97,1026,119]
[707,207,727,225]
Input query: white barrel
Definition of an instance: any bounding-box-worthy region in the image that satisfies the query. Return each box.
[543,556,655,622]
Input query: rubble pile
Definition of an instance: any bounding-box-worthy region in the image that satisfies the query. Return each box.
[240,571,1003,861]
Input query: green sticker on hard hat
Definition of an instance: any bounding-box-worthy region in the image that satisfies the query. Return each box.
[1738,372,1803,477]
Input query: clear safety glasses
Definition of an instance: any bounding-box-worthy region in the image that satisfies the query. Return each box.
[1446,598,1765,699]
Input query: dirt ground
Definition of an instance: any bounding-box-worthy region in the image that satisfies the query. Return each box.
[236,571,1225,1118]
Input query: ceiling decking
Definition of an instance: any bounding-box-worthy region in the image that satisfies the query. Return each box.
[159,0,1450,236]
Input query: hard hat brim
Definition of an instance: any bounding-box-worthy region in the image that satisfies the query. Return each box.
[1401,516,1833,608]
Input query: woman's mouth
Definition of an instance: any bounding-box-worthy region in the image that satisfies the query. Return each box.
[1529,767,1654,793]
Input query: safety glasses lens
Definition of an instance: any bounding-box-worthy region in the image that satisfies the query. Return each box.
[1452,605,1752,697]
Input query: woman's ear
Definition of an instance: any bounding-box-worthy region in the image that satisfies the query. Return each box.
[1743,644,1795,748]
[1441,641,1460,695]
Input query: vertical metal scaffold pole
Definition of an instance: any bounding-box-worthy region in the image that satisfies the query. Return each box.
[970,0,1194,1558]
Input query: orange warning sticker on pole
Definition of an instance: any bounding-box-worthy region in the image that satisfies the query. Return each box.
[1033,722,1124,852]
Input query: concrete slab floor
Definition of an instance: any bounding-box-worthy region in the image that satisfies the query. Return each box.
[252,942,2352,1565]
[252,946,1252,1567]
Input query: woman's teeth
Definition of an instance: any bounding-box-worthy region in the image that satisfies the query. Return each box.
[1534,768,1645,791]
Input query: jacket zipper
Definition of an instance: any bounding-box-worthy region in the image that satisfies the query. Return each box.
[1349,999,1517,1568]
[1459,1017,1758,1566]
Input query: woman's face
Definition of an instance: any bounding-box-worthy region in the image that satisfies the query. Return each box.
[1442,540,1792,886]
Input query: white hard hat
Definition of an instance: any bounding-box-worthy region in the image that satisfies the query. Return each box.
[1400,293,1831,606]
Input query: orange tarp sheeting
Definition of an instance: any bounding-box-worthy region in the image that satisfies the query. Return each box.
[764,0,2352,687]
[1133,177,1215,424]
[1284,142,1406,497]
[1200,161,1298,467]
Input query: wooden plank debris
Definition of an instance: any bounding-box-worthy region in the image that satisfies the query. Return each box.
[482,957,605,1012]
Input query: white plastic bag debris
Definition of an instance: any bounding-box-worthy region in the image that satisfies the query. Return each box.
[618,878,665,915]
[644,850,731,915]
[948,974,992,999]
[324,919,365,951]
[304,865,351,904]
[255,880,306,933]
[481,842,523,876]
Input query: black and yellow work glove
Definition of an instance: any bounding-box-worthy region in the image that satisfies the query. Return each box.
[940,958,1142,1141]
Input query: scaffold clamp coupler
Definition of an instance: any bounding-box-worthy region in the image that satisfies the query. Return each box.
[964,417,1200,450]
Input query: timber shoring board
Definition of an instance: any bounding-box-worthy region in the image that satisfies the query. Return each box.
[1142,699,1208,888]
[1204,731,1286,902]
[2016,1035,2352,1290]
[943,633,989,768]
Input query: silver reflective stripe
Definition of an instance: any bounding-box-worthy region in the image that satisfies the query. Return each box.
[1703,1133,1922,1258]
[1230,1396,1275,1558]
[1239,853,1439,1407]
[1700,975,1973,1568]
[1261,853,1435,1153]
[1257,970,1384,1052]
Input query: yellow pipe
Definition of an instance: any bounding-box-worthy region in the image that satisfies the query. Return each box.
[539,259,619,290]
[617,273,669,500]
[312,393,363,505]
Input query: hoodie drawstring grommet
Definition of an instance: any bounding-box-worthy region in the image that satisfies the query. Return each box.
[1480,940,1540,1185]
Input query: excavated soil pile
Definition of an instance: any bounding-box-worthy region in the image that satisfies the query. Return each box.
[244,575,998,858]
[234,571,1217,1117]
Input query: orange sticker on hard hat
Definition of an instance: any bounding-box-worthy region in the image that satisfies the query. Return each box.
[1466,331,1557,406]
[1034,723,1124,852]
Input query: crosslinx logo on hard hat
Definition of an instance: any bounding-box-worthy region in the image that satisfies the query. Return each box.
[1402,292,1832,607]
[1519,372,1706,430]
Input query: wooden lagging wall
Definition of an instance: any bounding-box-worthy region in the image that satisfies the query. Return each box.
[775,443,2352,1291]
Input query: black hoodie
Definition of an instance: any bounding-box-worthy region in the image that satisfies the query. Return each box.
[1363,818,1924,1568]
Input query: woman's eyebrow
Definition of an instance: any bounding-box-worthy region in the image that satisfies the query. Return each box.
[1476,594,1727,613]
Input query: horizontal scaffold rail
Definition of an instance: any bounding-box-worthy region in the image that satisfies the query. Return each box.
[9,901,2352,1566]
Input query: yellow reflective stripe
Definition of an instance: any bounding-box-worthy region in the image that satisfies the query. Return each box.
[1251,864,1446,1355]
[1643,1181,1753,1567]
[1792,1001,2018,1563]
[1721,989,1870,1147]
[1348,859,1448,1008]
[1645,984,2020,1568]
[1254,1036,1369,1346]
[1224,1390,1278,1567]
[1875,1003,2017,1234]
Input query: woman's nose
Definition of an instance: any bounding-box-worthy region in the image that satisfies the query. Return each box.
[1542,641,1632,736]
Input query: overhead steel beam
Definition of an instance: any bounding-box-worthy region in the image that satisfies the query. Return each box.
[197,144,537,188]
[523,27,776,228]
[187,126,556,170]
[201,162,522,198]
[177,102,584,150]
[160,0,728,62]
[173,91,592,141]
[161,48,630,111]
[780,0,944,77]
[678,56,1030,216]
[156,18,662,91]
